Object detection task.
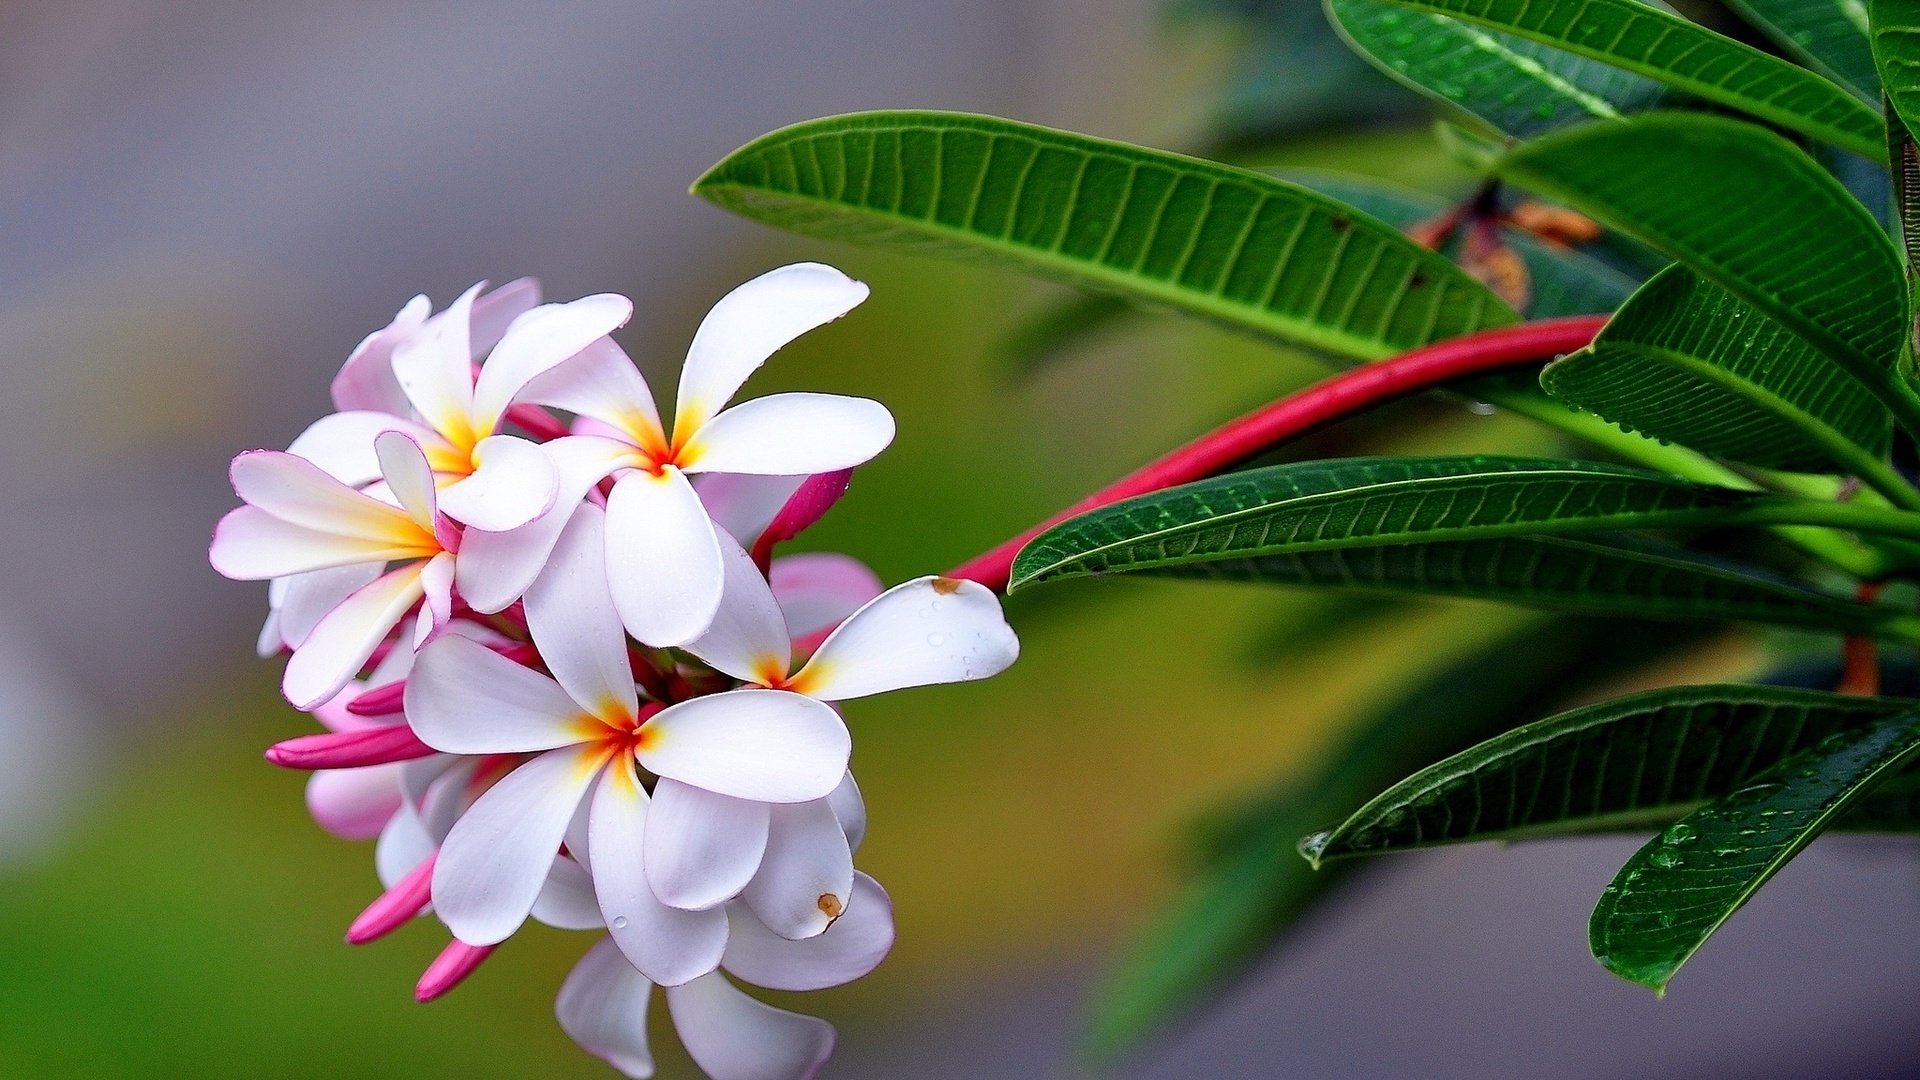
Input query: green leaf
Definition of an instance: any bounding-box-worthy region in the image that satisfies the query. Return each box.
[1302,684,1914,864]
[1729,0,1879,100]
[1089,615,1706,1061]
[1096,534,1920,638]
[1362,0,1883,155]
[692,111,1517,362]
[1540,265,1895,477]
[1327,0,1668,138]
[1870,0,1920,147]
[1495,114,1916,433]
[1589,708,1920,991]
[1006,455,1912,588]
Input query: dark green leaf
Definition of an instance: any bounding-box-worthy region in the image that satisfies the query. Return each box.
[1362,0,1883,155]
[1590,708,1920,990]
[1102,534,1920,638]
[1328,0,1668,137]
[692,111,1517,362]
[1090,615,1705,1061]
[1728,0,1880,100]
[1496,114,1916,432]
[1010,456,1825,588]
[1870,0,1920,147]
[1303,684,1914,864]
[1540,265,1895,475]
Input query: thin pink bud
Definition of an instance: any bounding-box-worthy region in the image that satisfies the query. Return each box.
[346,854,436,944]
[265,725,437,770]
[415,940,497,1003]
[346,681,407,717]
[752,468,854,568]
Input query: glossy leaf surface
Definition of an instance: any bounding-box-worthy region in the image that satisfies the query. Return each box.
[1541,265,1893,474]
[1589,708,1920,990]
[1363,0,1883,154]
[693,111,1516,362]
[1728,0,1879,100]
[1304,685,1914,863]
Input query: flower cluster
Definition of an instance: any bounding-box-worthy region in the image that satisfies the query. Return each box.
[209,265,1020,1078]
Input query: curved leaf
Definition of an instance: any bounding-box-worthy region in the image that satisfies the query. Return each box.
[1101,534,1920,639]
[1590,708,1920,991]
[1728,0,1879,101]
[1328,0,1668,138]
[1008,456,1859,589]
[692,111,1517,362]
[1302,684,1914,864]
[1495,114,1915,432]
[1362,0,1883,155]
[1540,265,1894,476]
[1871,0,1920,146]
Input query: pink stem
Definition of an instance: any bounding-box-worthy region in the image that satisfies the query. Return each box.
[265,725,438,770]
[346,854,437,945]
[946,317,1607,593]
[415,940,497,1003]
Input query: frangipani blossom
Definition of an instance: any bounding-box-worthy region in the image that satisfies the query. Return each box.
[212,431,467,709]
[290,280,632,532]
[514,262,895,646]
[406,503,849,983]
[558,872,894,1080]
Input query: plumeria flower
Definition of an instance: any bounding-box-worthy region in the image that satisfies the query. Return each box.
[289,280,631,532]
[405,502,850,983]
[510,262,895,646]
[212,430,472,708]
[558,873,894,1080]
[677,536,1017,936]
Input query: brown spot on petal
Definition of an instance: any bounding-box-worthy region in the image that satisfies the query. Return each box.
[931,577,964,595]
[817,893,845,920]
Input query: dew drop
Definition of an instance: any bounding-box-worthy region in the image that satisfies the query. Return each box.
[1660,822,1696,846]
[611,916,629,930]
[1649,848,1681,869]
[926,633,946,647]
[1297,831,1333,861]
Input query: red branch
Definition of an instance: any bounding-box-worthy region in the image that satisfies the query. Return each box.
[946,317,1607,593]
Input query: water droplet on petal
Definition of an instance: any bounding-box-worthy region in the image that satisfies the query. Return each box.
[611,916,629,930]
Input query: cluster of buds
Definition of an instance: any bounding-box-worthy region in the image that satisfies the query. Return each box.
[208,264,1020,1078]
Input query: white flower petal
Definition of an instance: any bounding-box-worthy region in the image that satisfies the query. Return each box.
[256,608,284,657]
[375,799,438,890]
[278,563,385,648]
[769,554,883,641]
[666,971,835,1080]
[683,532,790,685]
[724,872,893,991]
[210,507,413,580]
[589,758,729,986]
[331,294,429,414]
[523,337,665,450]
[789,576,1018,702]
[826,771,866,854]
[556,937,655,1079]
[412,552,458,648]
[471,292,633,436]
[435,434,557,531]
[604,466,724,647]
[433,743,608,945]
[740,797,853,941]
[645,778,771,912]
[229,450,426,543]
[283,565,426,710]
[414,757,479,843]
[675,262,868,434]
[392,281,482,443]
[682,393,894,477]
[469,277,544,357]
[637,690,848,803]
[306,763,405,840]
[405,634,596,754]
[454,434,633,613]
[373,430,439,532]
[693,473,805,546]
[286,411,438,487]
[524,503,638,723]
[533,855,607,931]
